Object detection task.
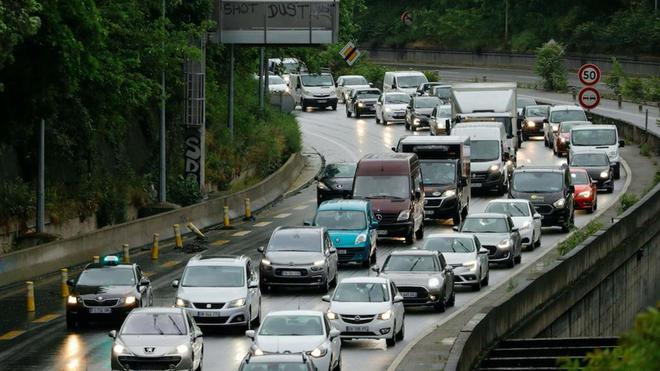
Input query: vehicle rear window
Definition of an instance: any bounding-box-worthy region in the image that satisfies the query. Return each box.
[461,218,508,233]
[314,210,367,230]
[512,172,563,193]
[420,162,456,185]
[422,237,475,253]
[323,163,356,178]
[517,96,536,108]
[122,313,187,335]
[268,231,321,252]
[485,202,530,217]
[355,90,380,99]
[433,87,451,100]
[414,97,441,108]
[353,175,410,199]
[397,75,427,88]
[383,255,438,272]
[572,129,617,146]
[526,106,548,117]
[259,315,323,336]
[570,153,610,167]
[560,122,589,133]
[384,93,411,104]
[268,76,285,85]
[343,76,368,86]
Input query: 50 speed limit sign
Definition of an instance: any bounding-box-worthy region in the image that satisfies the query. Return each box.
[578,64,601,86]
[578,87,601,110]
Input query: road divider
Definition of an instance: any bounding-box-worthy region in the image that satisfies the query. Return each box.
[26,282,35,313]
[186,222,205,238]
[173,224,183,249]
[93,256,99,264]
[243,198,253,220]
[60,269,68,298]
[122,244,130,263]
[151,233,159,260]
[223,205,231,228]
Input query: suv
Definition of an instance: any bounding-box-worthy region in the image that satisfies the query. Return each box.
[509,165,575,232]
[173,254,261,330]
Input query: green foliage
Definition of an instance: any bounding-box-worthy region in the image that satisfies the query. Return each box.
[423,71,439,82]
[642,77,660,103]
[0,178,35,229]
[622,77,646,103]
[534,40,568,92]
[511,31,542,53]
[640,143,651,157]
[618,193,640,214]
[168,176,202,207]
[0,0,41,79]
[96,184,127,228]
[605,57,626,96]
[558,220,603,256]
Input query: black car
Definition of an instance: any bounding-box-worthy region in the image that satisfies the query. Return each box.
[65,256,153,328]
[416,82,444,96]
[520,105,550,141]
[508,165,575,232]
[569,152,614,193]
[316,163,357,205]
[346,88,381,118]
[405,96,442,131]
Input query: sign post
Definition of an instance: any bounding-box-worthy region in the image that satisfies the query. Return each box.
[339,41,361,66]
[578,87,601,110]
[578,64,601,86]
[577,63,601,110]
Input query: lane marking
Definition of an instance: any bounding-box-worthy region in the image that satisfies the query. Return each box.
[32,314,61,323]
[161,260,179,268]
[0,330,25,340]
[254,222,272,227]
[274,213,291,219]
[302,130,360,161]
[211,240,230,246]
[232,231,252,237]
[293,205,309,210]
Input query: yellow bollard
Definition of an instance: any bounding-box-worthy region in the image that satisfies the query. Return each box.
[244,198,252,219]
[61,269,69,298]
[186,222,205,238]
[93,255,100,264]
[151,233,159,260]
[122,244,130,263]
[223,206,230,227]
[26,281,35,312]
[173,224,183,249]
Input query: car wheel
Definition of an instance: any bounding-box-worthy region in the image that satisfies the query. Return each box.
[481,271,489,286]
[587,204,594,214]
[395,316,405,341]
[404,228,415,245]
[259,281,270,294]
[404,121,410,130]
[345,108,352,118]
[375,116,381,124]
[561,218,572,233]
[514,250,522,264]
[332,104,337,111]
[369,250,377,265]
[433,297,446,313]
[251,301,261,327]
[362,256,371,268]
[320,276,330,294]
[472,276,482,291]
[386,321,397,347]
[614,164,621,180]
[506,255,515,268]
[534,233,542,248]
[331,271,338,288]
[594,199,598,211]
[452,208,462,226]
[607,185,614,194]
[301,100,307,111]
[355,107,361,118]
[66,313,77,330]
[415,222,424,240]
[497,179,506,195]
[447,288,456,307]
[333,354,342,371]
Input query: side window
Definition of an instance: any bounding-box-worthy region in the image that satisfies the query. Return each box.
[474,237,481,249]
[437,255,446,270]
[413,171,423,193]
[246,261,253,281]
[186,312,195,332]
[323,316,332,335]
[389,282,397,299]
[508,217,515,230]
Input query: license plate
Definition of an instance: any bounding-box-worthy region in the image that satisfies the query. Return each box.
[282,271,301,276]
[338,249,348,255]
[472,183,482,188]
[197,311,222,317]
[317,100,327,103]
[346,326,369,332]
[377,230,387,236]
[424,210,434,215]
[89,307,111,314]
[401,292,417,298]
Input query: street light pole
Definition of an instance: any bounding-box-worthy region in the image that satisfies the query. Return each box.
[36,119,45,233]
[159,0,167,203]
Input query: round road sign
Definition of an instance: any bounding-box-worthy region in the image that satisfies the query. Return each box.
[401,11,413,26]
[578,64,601,86]
[578,86,601,110]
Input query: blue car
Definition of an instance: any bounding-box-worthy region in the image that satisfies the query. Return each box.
[310,200,378,267]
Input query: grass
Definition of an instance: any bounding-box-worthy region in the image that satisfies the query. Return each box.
[640,142,651,157]
[618,193,640,214]
[557,220,604,256]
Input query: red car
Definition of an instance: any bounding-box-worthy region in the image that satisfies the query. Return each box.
[570,168,598,213]
[554,121,591,157]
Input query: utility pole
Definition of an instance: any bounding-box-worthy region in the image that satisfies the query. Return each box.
[504,0,509,43]
[228,44,235,138]
[36,119,45,233]
[159,0,167,203]
[259,47,265,111]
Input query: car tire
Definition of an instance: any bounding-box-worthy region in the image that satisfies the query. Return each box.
[382,118,388,125]
[386,323,397,347]
[259,281,270,294]
[447,288,456,307]
[251,301,261,327]
[607,184,614,194]
[355,107,361,118]
[66,313,77,330]
[434,297,447,313]
[404,122,410,130]
[594,199,598,211]
[395,316,405,341]
[331,271,338,288]
[333,354,342,371]
[375,116,381,124]
[514,250,522,264]
[320,276,330,294]
[561,217,573,233]
[497,179,506,195]
[415,222,424,240]
[369,250,377,265]
[534,233,542,248]
[301,100,307,111]
[404,228,415,245]
[506,255,515,268]
[452,208,462,226]
[346,108,352,118]
[332,104,337,111]
[614,164,621,180]
[472,277,482,291]
[481,271,489,286]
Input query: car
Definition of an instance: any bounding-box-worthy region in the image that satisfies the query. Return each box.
[66,255,153,329]
[430,84,452,103]
[553,121,592,156]
[377,249,455,312]
[405,96,442,131]
[316,163,357,205]
[569,124,624,179]
[509,165,575,232]
[569,152,614,193]
[346,88,381,118]
[290,72,338,111]
[109,307,203,371]
[172,254,261,330]
[457,213,522,268]
[421,233,489,291]
[516,95,537,117]
[246,310,341,371]
[309,200,378,267]
[484,199,542,250]
[335,75,370,103]
[268,57,305,85]
[416,81,444,96]
[570,168,598,213]
[323,276,405,347]
[258,227,339,293]
[520,105,550,141]
[429,104,452,135]
[239,353,317,371]
[544,105,587,148]
[267,74,290,94]
[383,71,428,95]
[375,92,411,125]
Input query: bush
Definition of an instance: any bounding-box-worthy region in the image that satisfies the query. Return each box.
[0,178,35,231]
[643,77,660,103]
[622,77,645,103]
[96,186,127,228]
[534,40,568,92]
[423,70,439,82]
[640,143,651,157]
[605,57,626,97]
[168,176,203,207]
[511,30,542,53]
[618,193,640,214]
[557,220,603,256]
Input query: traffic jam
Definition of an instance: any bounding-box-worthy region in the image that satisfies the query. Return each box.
[64,61,623,371]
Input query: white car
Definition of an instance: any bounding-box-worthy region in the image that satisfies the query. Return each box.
[335,75,370,102]
[544,105,587,148]
[322,277,405,347]
[485,199,542,250]
[246,310,341,371]
[421,233,489,291]
[267,75,290,94]
[429,104,452,135]
[375,92,411,125]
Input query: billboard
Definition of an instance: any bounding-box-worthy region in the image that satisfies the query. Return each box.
[216,0,339,44]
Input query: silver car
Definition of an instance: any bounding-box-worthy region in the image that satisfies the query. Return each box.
[375,92,411,124]
[335,75,370,103]
[429,104,452,136]
[173,254,261,330]
[457,213,522,268]
[377,249,455,312]
[239,353,317,371]
[422,233,489,291]
[109,307,203,371]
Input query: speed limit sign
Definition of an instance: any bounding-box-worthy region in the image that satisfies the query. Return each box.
[578,64,601,86]
[578,86,601,110]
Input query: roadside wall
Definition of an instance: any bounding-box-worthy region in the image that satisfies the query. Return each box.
[0,152,303,287]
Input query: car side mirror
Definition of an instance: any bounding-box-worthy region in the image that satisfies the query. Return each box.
[248,280,259,289]
[533,213,542,220]
[414,190,422,200]
[370,220,379,228]
[543,118,549,123]
[391,146,396,152]
[371,266,381,274]
[329,329,341,339]
[369,82,374,87]
[507,134,514,139]
[257,246,265,253]
[171,279,180,288]
[245,330,256,339]
[452,226,459,232]
[321,295,330,302]
[392,83,397,89]
[329,246,337,254]
[303,220,312,226]
[66,279,75,287]
[139,278,150,287]
[591,180,599,186]
[569,185,575,193]
[478,248,489,255]
[619,140,625,148]
[108,330,117,339]
[393,295,404,303]
[445,265,454,272]
[512,227,519,233]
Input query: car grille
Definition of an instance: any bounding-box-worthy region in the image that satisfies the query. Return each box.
[425,198,442,207]
[118,356,181,370]
[535,204,553,214]
[83,299,118,307]
[275,268,309,276]
[313,94,330,98]
[337,249,357,262]
[341,314,375,324]
[193,316,230,324]
[374,212,398,224]
[193,302,225,309]
[397,286,430,304]
[482,245,497,256]
[471,171,488,182]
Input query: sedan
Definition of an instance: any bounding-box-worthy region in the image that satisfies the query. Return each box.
[457,213,522,268]
[346,88,381,118]
[335,75,370,103]
[421,234,489,291]
[239,353,317,371]
[377,250,455,312]
[570,168,598,213]
[316,163,357,205]
[416,82,444,96]
[405,96,442,131]
[375,92,412,125]
[429,104,452,136]
[484,199,542,250]
[246,311,341,371]
[109,308,203,371]
[323,277,405,347]
[569,152,614,193]
[520,105,550,141]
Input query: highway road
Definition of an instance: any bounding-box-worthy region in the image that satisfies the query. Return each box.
[0,102,627,371]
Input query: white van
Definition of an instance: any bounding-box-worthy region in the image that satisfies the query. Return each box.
[569,125,624,179]
[383,71,428,96]
[290,72,338,111]
[452,123,511,194]
[268,58,305,85]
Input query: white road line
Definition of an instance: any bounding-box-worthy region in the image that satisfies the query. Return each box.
[273,213,291,219]
[253,221,272,227]
[232,231,252,237]
[302,130,361,161]
[293,205,309,210]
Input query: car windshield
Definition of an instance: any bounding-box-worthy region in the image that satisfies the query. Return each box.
[384,94,411,104]
[323,163,356,178]
[77,268,135,286]
[485,202,530,217]
[470,140,500,162]
[526,106,548,117]
[281,62,299,73]
[269,76,286,85]
[513,172,564,193]
[122,313,186,335]
[571,172,590,185]
[572,129,617,146]
[333,282,388,302]
[414,97,441,108]
[301,75,333,87]
[436,106,451,117]
[383,255,438,272]
[433,87,451,100]
[355,90,380,99]
[517,97,536,108]
[560,122,589,133]
[571,153,609,167]
[420,162,456,185]
[397,75,427,88]
[462,217,508,233]
[353,175,410,199]
[242,364,308,371]
[344,76,368,85]
[550,109,586,123]
[181,266,244,287]
[259,315,324,336]
[422,237,475,253]
[314,210,367,230]
[268,231,321,252]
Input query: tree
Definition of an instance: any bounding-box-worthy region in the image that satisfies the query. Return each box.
[534,40,568,92]
[0,0,41,86]
[605,57,626,96]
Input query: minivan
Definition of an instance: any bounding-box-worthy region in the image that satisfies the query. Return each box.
[290,72,338,111]
[351,153,425,244]
[383,71,428,96]
[569,125,624,179]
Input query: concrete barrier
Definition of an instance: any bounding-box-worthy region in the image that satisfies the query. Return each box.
[0,152,304,287]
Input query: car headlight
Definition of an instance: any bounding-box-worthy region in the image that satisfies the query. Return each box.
[175,298,190,308]
[313,259,326,267]
[309,346,328,358]
[600,171,609,179]
[553,198,566,209]
[489,164,500,172]
[413,118,420,125]
[520,221,531,231]
[462,260,477,272]
[124,296,136,305]
[358,102,364,107]
[283,75,290,83]
[609,151,617,157]
[329,91,336,97]
[442,189,456,197]
[397,210,410,221]
[113,343,125,355]
[428,277,441,288]
[285,87,290,94]
[354,233,367,245]
[318,182,329,190]
[578,190,591,198]
[551,124,559,132]
[228,298,246,308]
[526,120,535,128]
[176,344,189,354]
[261,259,271,266]
[67,295,78,305]
[385,107,391,112]
[497,239,512,249]
[326,310,337,320]
[377,309,392,320]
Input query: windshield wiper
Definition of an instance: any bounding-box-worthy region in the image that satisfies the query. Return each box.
[153,317,165,335]
[511,204,527,216]
[408,257,423,271]
[168,315,184,335]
